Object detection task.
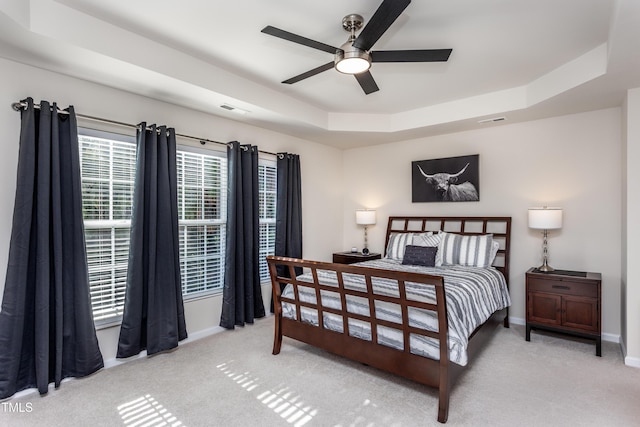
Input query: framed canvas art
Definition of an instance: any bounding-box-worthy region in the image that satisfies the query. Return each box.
[412,154,479,202]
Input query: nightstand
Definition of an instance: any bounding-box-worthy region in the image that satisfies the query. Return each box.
[525,267,602,356]
[333,251,382,265]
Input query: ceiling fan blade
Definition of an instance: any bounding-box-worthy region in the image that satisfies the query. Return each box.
[262,26,339,54]
[282,62,335,84]
[353,0,411,52]
[371,49,452,63]
[354,71,380,95]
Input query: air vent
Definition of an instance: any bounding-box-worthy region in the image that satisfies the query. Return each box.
[220,104,249,114]
[478,116,506,124]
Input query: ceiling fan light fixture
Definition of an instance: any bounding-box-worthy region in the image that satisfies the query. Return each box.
[335,42,371,74]
[335,56,371,74]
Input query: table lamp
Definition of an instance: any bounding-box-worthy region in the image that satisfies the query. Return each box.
[356,209,376,255]
[528,207,563,272]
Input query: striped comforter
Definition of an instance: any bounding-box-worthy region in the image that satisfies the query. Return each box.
[280,259,511,366]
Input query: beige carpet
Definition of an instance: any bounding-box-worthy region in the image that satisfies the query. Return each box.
[2,316,639,427]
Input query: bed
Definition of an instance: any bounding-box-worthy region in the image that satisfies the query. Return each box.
[267,216,511,423]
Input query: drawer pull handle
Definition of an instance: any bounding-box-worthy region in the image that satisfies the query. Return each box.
[552,285,571,290]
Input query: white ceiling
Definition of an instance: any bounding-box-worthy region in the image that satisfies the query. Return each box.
[1,0,639,149]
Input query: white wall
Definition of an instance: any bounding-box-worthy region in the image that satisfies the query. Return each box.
[0,57,344,362]
[623,87,640,365]
[342,109,622,338]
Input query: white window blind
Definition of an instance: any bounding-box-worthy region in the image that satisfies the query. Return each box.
[259,162,277,282]
[177,150,227,297]
[79,133,136,324]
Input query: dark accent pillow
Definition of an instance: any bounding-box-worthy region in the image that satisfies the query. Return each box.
[402,245,437,267]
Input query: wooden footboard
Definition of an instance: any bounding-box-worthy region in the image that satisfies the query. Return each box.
[267,256,453,423]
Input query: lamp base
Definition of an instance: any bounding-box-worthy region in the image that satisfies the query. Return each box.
[537,260,555,272]
[537,229,555,272]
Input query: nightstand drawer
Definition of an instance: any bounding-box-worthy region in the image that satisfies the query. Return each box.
[527,277,597,298]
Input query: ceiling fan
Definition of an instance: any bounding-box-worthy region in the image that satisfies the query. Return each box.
[261,0,452,95]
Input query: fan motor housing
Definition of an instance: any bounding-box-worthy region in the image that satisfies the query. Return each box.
[334,42,371,74]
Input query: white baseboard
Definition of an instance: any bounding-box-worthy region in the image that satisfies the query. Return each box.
[624,356,640,368]
[103,350,147,369]
[183,325,226,343]
[5,388,37,400]
[619,340,640,368]
[602,332,621,344]
[508,316,525,326]
[508,316,621,343]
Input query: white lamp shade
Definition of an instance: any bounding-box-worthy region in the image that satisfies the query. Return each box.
[528,207,563,230]
[356,209,376,225]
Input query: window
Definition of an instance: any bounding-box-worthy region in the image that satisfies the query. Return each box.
[259,162,277,282]
[80,131,228,323]
[177,149,227,297]
[79,129,276,324]
[79,131,136,323]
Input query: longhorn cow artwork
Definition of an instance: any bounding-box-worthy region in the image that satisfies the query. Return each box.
[411,155,480,202]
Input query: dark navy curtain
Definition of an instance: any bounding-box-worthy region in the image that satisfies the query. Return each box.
[220,142,265,329]
[0,97,104,398]
[271,153,302,312]
[117,123,187,358]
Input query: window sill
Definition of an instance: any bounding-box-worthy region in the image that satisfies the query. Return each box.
[183,289,222,302]
[95,318,123,331]
[94,284,270,330]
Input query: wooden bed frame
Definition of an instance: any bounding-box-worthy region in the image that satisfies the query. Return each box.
[267,216,511,423]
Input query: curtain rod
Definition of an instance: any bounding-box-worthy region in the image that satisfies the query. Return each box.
[11,101,278,157]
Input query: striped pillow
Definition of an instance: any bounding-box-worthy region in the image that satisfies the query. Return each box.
[412,232,440,247]
[385,233,414,260]
[412,232,443,266]
[439,232,494,268]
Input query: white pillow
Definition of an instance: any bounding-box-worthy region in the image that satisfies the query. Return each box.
[489,239,500,265]
[438,232,494,268]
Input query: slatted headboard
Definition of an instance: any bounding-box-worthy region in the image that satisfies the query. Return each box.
[384,216,512,286]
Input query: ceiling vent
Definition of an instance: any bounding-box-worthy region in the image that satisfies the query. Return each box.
[220,104,249,114]
[478,116,506,124]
